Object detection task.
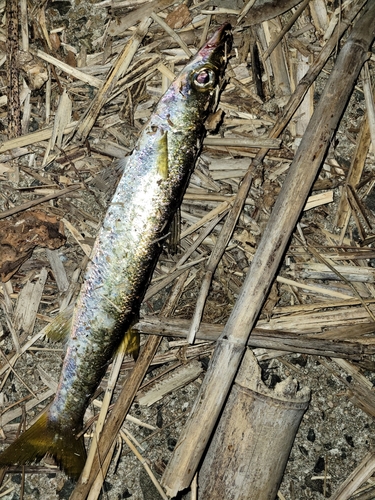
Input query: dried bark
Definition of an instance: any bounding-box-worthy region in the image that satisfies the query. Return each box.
[0,210,65,282]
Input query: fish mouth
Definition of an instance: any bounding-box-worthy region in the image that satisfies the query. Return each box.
[206,23,232,48]
[198,23,232,61]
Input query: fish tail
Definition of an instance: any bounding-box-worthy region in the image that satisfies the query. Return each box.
[0,412,86,480]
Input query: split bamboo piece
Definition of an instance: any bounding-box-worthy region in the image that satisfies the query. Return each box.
[107,0,176,37]
[203,136,281,148]
[198,349,310,500]
[262,17,291,98]
[330,451,375,500]
[45,249,69,293]
[69,338,162,497]
[265,0,366,143]
[0,121,77,154]
[187,165,253,343]
[13,268,48,336]
[162,4,375,495]
[80,336,129,483]
[137,359,203,406]
[31,49,103,88]
[262,0,310,60]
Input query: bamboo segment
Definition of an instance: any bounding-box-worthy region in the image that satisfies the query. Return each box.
[162,4,375,496]
[199,349,310,500]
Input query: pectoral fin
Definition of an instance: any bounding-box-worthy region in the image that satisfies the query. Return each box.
[44,305,74,342]
[156,131,169,179]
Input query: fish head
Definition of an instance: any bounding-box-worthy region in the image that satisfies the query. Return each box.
[167,23,232,117]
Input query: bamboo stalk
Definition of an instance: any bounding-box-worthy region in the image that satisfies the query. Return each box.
[199,349,310,499]
[86,440,117,500]
[81,338,128,483]
[0,184,82,220]
[135,315,375,359]
[162,4,375,495]
[151,12,192,57]
[362,62,375,147]
[262,0,310,60]
[203,137,281,148]
[120,431,168,500]
[265,0,367,143]
[69,338,162,499]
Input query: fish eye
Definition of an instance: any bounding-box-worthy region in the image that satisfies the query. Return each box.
[192,67,216,90]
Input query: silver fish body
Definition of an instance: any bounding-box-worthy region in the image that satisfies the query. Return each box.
[0,22,232,479]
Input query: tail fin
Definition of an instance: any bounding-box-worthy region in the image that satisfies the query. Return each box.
[0,412,86,480]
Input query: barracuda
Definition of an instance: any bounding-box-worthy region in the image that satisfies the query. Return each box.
[0,23,232,480]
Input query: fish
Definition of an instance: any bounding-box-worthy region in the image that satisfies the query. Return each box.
[0,22,232,480]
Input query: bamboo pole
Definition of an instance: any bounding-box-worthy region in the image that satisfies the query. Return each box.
[199,350,310,499]
[162,3,375,496]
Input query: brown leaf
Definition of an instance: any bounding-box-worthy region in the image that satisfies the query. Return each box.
[0,210,66,282]
[165,4,191,30]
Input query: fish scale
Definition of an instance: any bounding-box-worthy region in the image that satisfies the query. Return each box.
[0,22,232,480]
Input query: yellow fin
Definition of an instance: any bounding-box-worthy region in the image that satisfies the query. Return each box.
[156,131,169,179]
[120,324,140,360]
[0,412,86,480]
[43,305,74,342]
